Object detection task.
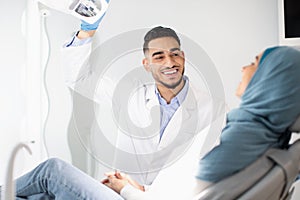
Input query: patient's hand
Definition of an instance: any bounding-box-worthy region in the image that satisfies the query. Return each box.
[102,171,145,193]
[116,172,145,192]
[102,174,129,194]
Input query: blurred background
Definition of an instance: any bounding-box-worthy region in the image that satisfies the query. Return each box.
[1,0,300,198]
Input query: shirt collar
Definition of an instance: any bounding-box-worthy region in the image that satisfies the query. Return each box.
[155,75,189,105]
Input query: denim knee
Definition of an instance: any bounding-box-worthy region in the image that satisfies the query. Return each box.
[44,158,68,170]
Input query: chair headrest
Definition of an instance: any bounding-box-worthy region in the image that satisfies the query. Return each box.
[289,116,300,133]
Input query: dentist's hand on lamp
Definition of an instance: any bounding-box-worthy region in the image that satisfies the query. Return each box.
[77,0,110,39]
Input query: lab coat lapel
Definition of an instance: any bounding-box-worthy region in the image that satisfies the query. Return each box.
[145,88,199,177]
[126,85,160,180]
[133,84,199,183]
[144,84,161,142]
[158,87,199,150]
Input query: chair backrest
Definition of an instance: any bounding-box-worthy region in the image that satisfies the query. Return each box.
[195,116,300,200]
[290,116,300,133]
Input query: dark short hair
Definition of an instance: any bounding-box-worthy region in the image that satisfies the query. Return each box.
[143,26,181,54]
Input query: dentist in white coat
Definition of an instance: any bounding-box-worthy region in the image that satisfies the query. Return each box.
[61,13,225,196]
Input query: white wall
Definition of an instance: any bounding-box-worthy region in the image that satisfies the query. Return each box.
[2,0,299,198]
[97,0,279,109]
[40,0,281,173]
[0,0,27,185]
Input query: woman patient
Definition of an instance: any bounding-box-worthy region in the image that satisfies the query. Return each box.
[196,45,300,190]
[14,46,300,200]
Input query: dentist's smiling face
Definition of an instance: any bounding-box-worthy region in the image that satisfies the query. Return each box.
[143,37,185,90]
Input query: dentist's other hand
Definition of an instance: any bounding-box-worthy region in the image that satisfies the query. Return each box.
[102,171,145,192]
[103,175,129,194]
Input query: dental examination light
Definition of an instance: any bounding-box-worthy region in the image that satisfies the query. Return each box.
[37,0,109,23]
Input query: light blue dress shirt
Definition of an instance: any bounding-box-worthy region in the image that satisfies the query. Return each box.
[155,76,189,140]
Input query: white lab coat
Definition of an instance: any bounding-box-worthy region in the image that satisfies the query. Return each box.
[120,126,212,200]
[61,41,226,185]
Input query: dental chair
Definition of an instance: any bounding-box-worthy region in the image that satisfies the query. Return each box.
[195,116,300,200]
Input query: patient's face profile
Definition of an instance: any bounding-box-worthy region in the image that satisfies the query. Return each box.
[236,51,263,98]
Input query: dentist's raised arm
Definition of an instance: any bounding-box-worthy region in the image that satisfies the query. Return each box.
[61,0,112,103]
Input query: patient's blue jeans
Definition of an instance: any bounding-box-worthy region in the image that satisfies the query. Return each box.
[15,158,124,200]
